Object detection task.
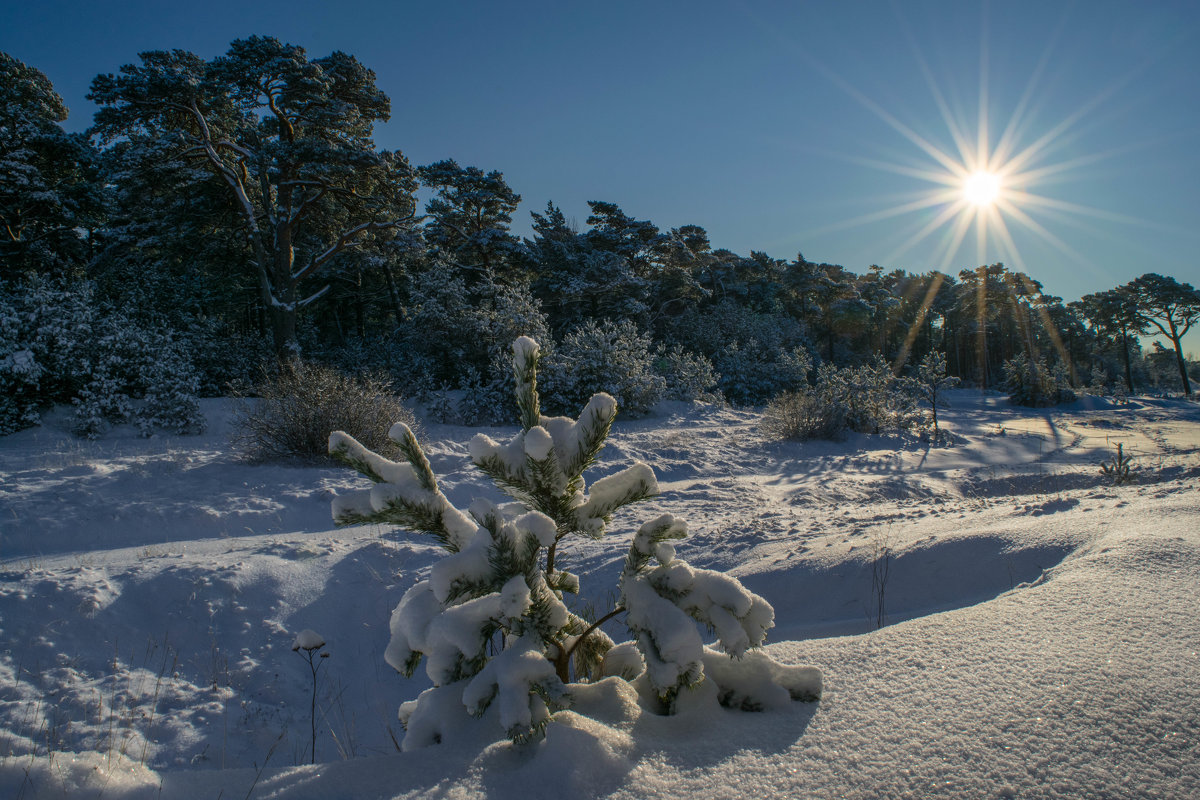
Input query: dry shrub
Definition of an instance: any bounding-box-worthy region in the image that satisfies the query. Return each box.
[760,390,845,441]
[235,360,417,462]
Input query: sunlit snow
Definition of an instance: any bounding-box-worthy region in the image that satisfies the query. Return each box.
[1,393,1198,798]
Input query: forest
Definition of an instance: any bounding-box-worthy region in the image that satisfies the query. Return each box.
[3,38,1199,439]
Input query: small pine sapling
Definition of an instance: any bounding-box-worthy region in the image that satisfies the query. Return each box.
[329,337,821,750]
[1099,442,1135,485]
[911,351,959,437]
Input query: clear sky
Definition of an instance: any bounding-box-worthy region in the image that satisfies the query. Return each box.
[3,0,1199,354]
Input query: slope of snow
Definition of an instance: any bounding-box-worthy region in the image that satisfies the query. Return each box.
[1,393,1198,798]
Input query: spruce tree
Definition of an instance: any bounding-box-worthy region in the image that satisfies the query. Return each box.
[330,337,821,749]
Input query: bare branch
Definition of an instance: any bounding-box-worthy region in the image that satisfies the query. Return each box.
[298,285,331,308]
[292,216,417,283]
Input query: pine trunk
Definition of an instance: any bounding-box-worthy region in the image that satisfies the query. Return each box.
[1120,329,1135,393]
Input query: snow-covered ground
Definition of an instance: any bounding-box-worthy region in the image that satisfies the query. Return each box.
[1,391,1198,799]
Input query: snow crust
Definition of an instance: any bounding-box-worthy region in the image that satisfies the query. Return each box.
[2,394,1200,798]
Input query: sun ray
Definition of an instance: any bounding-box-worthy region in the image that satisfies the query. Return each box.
[974,264,988,384]
[1003,141,1150,186]
[893,7,975,168]
[792,53,969,179]
[1003,191,1173,230]
[933,209,976,275]
[990,7,1072,168]
[879,199,965,267]
[984,205,1033,276]
[893,270,947,371]
[753,0,1192,323]
[834,153,967,187]
[798,192,957,239]
[994,202,1092,274]
[976,8,990,172]
[999,70,1139,178]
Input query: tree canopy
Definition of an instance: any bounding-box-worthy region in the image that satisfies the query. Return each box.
[88,36,418,355]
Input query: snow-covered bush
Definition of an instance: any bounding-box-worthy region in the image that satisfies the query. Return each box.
[1086,364,1110,397]
[541,319,666,417]
[715,341,812,406]
[655,344,722,403]
[397,269,551,423]
[0,281,90,433]
[761,355,920,441]
[664,300,812,404]
[456,353,516,426]
[329,337,821,749]
[180,317,272,397]
[235,360,417,462]
[828,356,922,434]
[1003,354,1076,407]
[0,280,206,437]
[71,316,205,438]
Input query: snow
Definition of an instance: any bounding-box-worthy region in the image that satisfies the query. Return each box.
[513,336,540,372]
[522,425,555,461]
[576,462,658,535]
[291,629,325,651]
[515,510,558,547]
[1,392,1199,798]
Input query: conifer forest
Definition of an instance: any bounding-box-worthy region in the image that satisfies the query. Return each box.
[3,41,1198,439]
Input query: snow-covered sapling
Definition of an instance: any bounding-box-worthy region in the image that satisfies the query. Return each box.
[329,337,821,749]
[910,351,959,437]
[292,629,329,764]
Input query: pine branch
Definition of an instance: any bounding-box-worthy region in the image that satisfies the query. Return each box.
[393,424,437,492]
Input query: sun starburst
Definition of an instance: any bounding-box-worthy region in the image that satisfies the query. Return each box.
[777,8,1162,374]
[963,171,1001,207]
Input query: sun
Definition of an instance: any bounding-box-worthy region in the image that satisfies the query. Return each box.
[963,170,1002,206]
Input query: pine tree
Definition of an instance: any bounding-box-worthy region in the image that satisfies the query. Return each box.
[1128,273,1200,397]
[89,37,418,357]
[329,337,821,749]
[911,351,959,436]
[0,52,101,281]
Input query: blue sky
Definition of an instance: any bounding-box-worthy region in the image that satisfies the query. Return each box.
[4,0,1199,354]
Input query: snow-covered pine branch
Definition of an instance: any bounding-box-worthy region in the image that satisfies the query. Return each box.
[329,424,473,551]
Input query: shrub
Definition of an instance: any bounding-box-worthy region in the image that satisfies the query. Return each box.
[456,354,515,426]
[71,317,205,438]
[654,344,722,403]
[908,350,959,435]
[400,267,550,394]
[715,341,812,406]
[762,355,921,441]
[234,360,417,462]
[1,280,206,437]
[1086,364,1110,397]
[819,357,917,434]
[1099,442,1135,485]
[760,390,845,441]
[662,300,812,404]
[541,318,666,416]
[0,280,91,433]
[180,318,272,397]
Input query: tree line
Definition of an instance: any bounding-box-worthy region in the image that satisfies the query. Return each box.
[2,39,1198,434]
